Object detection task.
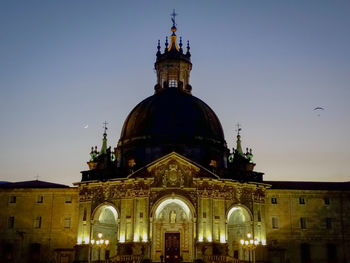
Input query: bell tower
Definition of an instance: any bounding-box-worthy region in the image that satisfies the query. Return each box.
[154,10,192,94]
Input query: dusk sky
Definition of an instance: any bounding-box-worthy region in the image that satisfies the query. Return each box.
[1,1,349,186]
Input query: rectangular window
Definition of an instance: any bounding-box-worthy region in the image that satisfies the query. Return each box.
[8,216,14,229]
[168,79,178,88]
[214,215,220,220]
[65,196,72,203]
[271,197,277,204]
[300,217,307,229]
[324,197,330,205]
[140,212,143,218]
[9,196,16,203]
[203,212,207,219]
[299,197,305,205]
[326,218,332,229]
[34,216,42,229]
[36,195,43,203]
[64,217,71,228]
[272,217,279,229]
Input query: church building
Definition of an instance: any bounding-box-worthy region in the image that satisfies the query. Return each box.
[1,16,349,263]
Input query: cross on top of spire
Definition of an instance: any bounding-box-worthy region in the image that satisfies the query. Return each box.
[171,9,177,27]
[236,123,242,136]
[103,121,108,134]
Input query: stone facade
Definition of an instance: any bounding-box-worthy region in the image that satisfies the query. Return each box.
[1,178,349,263]
[265,187,350,263]
[0,184,79,263]
[75,153,268,263]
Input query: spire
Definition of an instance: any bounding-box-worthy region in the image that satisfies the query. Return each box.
[186,40,191,57]
[100,121,108,155]
[235,123,243,155]
[156,39,161,56]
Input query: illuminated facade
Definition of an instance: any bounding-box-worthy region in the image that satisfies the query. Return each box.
[1,17,350,263]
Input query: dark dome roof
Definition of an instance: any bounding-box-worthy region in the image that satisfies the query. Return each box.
[120,88,225,145]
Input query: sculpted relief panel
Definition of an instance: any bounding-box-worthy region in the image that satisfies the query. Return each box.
[149,157,197,188]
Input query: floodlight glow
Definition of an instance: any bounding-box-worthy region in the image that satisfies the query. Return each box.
[155,198,191,218]
[142,233,148,242]
[220,234,226,243]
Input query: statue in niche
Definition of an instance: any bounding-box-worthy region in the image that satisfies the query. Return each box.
[170,210,176,223]
[159,212,164,220]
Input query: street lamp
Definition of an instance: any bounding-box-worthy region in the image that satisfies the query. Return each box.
[90,233,110,263]
[240,233,266,263]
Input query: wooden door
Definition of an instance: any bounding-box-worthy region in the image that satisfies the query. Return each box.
[165,233,180,263]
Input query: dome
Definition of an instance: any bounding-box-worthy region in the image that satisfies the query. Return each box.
[120,88,225,142]
[117,88,228,171]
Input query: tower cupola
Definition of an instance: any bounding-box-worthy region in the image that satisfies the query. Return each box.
[154,10,192,94]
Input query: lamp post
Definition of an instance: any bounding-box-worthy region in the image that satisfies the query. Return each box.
[90,233,110,263]
[240,233,266,263]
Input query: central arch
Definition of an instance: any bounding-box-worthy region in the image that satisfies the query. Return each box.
[151,195,195,263]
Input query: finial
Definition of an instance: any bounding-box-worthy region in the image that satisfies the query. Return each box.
[179,37,183,53]
[186,40,190,54]
[165,36,168,50]
[157,40,161,51]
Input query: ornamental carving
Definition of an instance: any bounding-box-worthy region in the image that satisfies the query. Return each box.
[162,164,184,187]
[253,188,265,203]
[79,180,151,202]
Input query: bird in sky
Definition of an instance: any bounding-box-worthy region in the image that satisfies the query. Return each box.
[313,107,325,117]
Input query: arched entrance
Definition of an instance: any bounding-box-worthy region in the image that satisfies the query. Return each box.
[227,205,252,260]
[91,204,119,261]
[151,195,195,263]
